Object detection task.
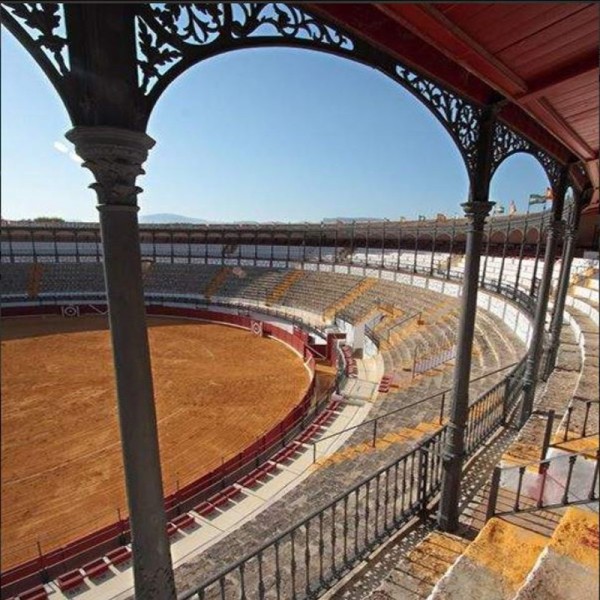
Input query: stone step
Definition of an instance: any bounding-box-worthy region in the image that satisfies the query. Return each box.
[513,507,599,600]
[373,532,469,600]
[427,518,549,600]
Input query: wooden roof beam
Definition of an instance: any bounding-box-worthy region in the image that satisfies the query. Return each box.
[517,52,599,103]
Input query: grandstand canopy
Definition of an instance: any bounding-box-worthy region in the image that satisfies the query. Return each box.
[308,3,599,211]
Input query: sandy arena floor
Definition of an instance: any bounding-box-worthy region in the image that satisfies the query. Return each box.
[0,314,310,570]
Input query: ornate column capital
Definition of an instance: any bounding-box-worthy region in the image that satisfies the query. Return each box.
[461,201,495,231]
[65,127,155,208]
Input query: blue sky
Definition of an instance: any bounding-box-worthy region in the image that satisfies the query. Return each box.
[1,27,551,223]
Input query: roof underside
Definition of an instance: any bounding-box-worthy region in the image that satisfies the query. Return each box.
[308,3,599,210]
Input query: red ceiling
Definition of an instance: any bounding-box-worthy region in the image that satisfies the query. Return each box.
[308,3,599,208]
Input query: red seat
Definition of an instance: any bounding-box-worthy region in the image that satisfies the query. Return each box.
[273,445,297,463]
[225,486,242,501]
[106,546,132,566]
[210,492,230,508]
[57,569,84,592]
[19,586,48,600]
[298,425,319,443]
[239,473,259,488]
[172,513,195,530]
[167,522,178,537]
[261,462,277,475]
[194,502,215,517]
[83,558,109,579]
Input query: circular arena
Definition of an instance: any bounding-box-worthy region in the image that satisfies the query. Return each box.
[1,311,313,570]
[1,3,598,600]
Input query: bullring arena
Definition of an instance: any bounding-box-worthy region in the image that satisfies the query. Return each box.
[1,236,598,600]
[1,313,312,570]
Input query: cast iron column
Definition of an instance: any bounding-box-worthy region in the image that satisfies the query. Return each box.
[396,223,402,271]
[513,211,530,296]
[519,169,568,426]
[529,211,546,297]
[542,192,585,380]
[446,218,456,280]
[437,201,493,531]
[365,222,370,267]
[437,105,496,533]
[413,223,420,273]
[496,216,511,292]
[430,223,438,276]
[66,126,176,600]
[381,221,386,269]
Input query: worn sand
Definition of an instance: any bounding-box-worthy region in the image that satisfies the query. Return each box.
[1,315,309,570]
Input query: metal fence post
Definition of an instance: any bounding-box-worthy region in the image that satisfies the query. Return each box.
[439,392,446,424]
[486,466,501,521]
[539,410,555,471]
[418,443,429,512]
[502,374,513,425]
[563,405,573,441]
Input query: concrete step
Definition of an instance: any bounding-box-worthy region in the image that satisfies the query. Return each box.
[374,532,469,600]
[427,518,549,600]
[513,507,599,600]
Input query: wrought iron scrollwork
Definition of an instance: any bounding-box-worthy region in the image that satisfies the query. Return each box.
[393,66,481,178]
[137,3,354,96]
[491,121,563,191]
[137,17,183,96]
[2,3,69,76]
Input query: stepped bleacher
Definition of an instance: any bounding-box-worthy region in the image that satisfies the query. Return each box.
[364,267,599,600]
[0,263,31,298]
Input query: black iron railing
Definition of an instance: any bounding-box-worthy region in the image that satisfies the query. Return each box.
[486,449,599,520]
[310,361,521,460]
[561,398,599,443]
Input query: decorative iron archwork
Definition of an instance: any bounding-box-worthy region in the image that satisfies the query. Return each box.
[491,121,563,192]
[135,3,485,181]
[392,65,482,178]
[1,3,69,76]
[136,3,355,98]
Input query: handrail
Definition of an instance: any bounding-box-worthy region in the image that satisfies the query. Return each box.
[500,448,597,472]
[486,447,599,521]
[311,361,519,451]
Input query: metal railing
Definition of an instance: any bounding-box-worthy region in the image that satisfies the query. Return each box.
[310,361,521,460]
[180,357,527,600]
[560,398,599,442]
[412,342,456,378]
[486,449,599,520]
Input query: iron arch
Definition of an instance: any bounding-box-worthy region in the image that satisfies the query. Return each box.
[137,3,483,185]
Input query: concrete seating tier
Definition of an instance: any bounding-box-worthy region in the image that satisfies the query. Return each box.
[277,271,363,314]
[0,264,31,296]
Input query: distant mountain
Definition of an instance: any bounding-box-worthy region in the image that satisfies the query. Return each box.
[322,217,388,223]
[139,213,208,224]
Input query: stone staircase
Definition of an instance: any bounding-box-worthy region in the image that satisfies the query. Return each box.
[324,277,378,320]
[203,266,230,300]
[425,508,598,600]
[266,269,304,305]
[27,262,43,298]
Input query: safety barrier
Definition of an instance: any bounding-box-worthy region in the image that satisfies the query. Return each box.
[486,449,599,520]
